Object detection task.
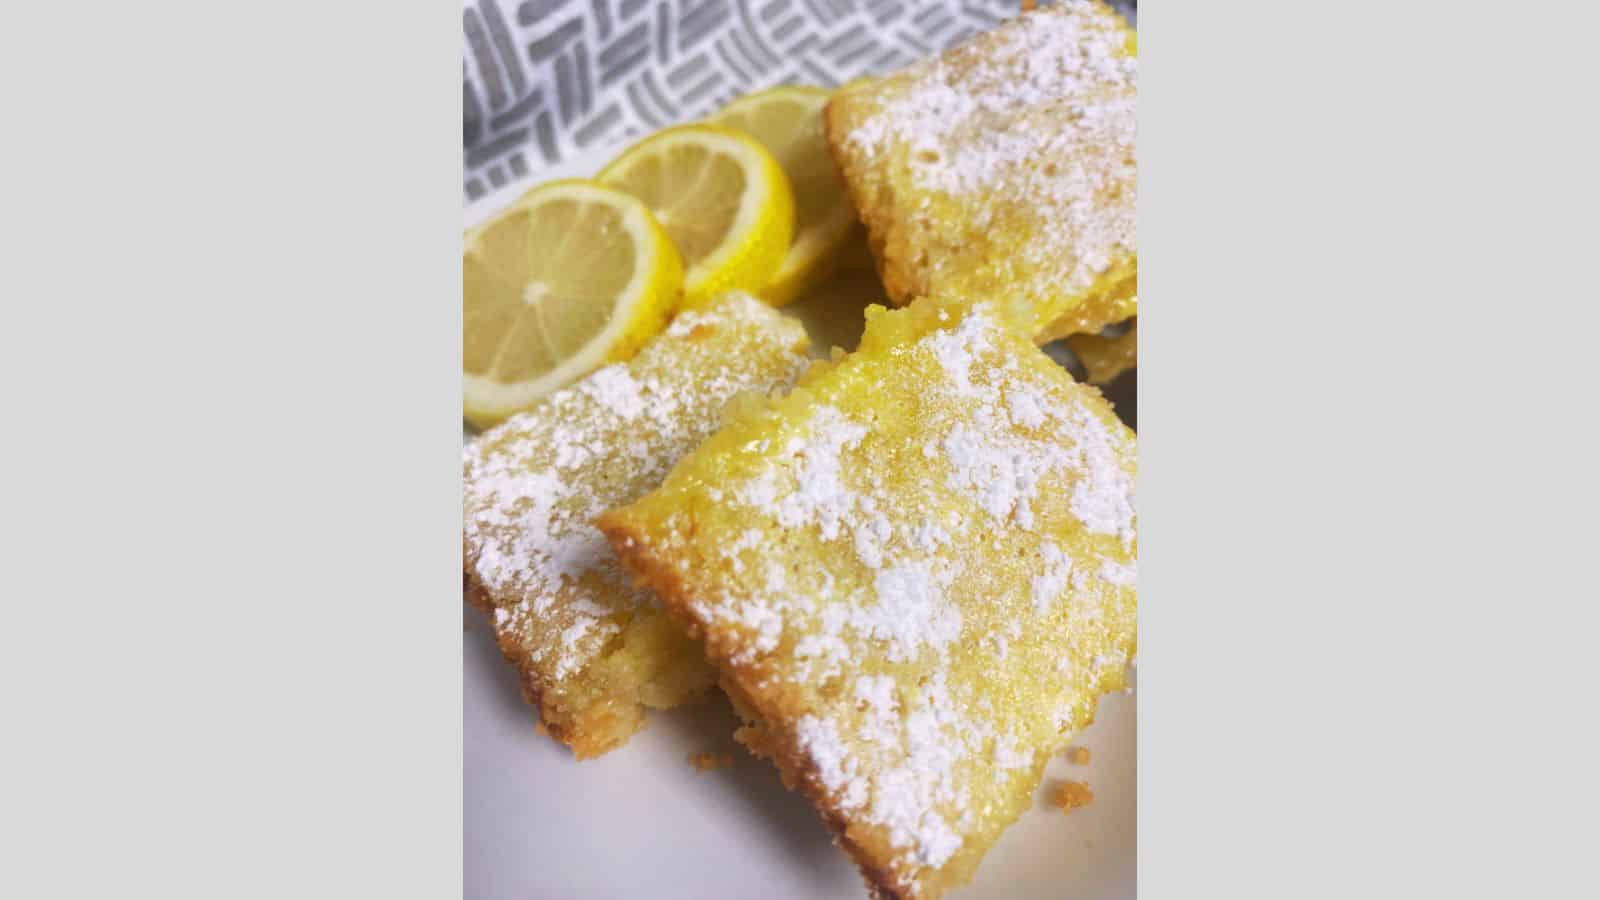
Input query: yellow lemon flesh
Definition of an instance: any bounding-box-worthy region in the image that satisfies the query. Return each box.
[713,86,859,306]
[463,179,683,429]
[597,124,794,309]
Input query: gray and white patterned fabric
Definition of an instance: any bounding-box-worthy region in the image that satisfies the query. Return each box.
[463,0,1135,203]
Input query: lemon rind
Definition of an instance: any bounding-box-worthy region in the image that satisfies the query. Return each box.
[464,180,682,429]
[597,124,794,308]
[711,87,857,307]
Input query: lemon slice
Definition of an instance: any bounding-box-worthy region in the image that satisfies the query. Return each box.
[597,124,794,309]
[464,179,683,429]
[711,86,859,306]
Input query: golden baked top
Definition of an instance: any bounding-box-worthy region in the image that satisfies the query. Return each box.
[463,292,810,693]
[826,1,1137,338]
[602,297,1137,898]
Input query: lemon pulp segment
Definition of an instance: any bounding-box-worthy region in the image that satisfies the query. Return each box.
[712,86,859,306]
[463,179,682,428]
[598,125,794,309]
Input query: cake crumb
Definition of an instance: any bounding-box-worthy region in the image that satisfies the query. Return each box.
[1050,780,1094,812]
[688,751,735,772]
[1066,746,1091,765]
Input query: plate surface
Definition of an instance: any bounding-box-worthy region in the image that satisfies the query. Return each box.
[464,4,1136,897]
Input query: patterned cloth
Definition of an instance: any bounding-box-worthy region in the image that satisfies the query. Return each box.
[463,0,1135,203]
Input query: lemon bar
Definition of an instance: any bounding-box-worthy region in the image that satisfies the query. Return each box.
[824,1,1137,342]
[463,293,810,758]
[601,298,1137,898]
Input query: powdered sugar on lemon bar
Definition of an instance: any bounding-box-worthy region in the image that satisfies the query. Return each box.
[825,1,1137,341]
[601,297,1136,898]
[463,292,810,758]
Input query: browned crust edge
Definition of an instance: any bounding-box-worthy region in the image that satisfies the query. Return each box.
[462,565,642,760]
[599,513,929,900]
[721,678,910,900]
[822,93,922,311]
[820,9,1140,346]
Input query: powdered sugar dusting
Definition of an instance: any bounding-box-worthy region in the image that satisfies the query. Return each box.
[576,366,646,420]
[841,2,1136,318]
[797,674,970,870]
[943,423,1071,530]
[859,566,964,663]
[1032,541,1074,616]
[1100,557,1137,587]
[926,311,993,397]
[648,299,1137,892]
[992,732,1030,774]
[1066,403,1137,546]
[463,293,808,685]
[856,675,899,718]
[795,715,869,810]
[738,406,868,541]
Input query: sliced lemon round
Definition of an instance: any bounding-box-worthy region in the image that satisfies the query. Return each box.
[464,179,683,429]
[711,86,860,306]
[597,124,794,309]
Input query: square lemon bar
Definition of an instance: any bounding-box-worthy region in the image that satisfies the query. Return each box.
[463,293,810,758]
[824,1,1137,342]
[601,297,1137,898]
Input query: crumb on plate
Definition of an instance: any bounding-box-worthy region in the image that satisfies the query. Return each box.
[688,751,735,772]
[1050,780,1095,812]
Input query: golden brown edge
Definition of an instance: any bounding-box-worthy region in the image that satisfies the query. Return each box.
[460,304,814,761]
[595,331,1140,895]
[822,92,923,311]
[822,3,1141,345]
[599,512,935,900]
[462,562,641,760]
[824,81,1136,345]
[719,676,912,900]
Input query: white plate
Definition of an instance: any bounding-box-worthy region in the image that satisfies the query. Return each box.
[463,130,1136,898]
